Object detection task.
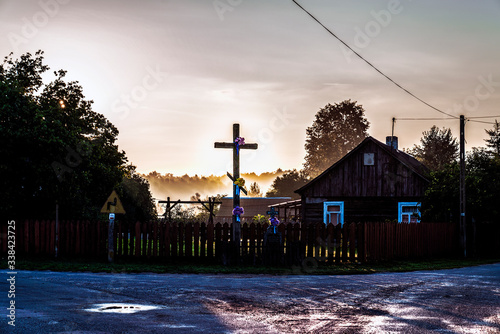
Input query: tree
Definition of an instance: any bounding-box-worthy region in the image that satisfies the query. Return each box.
[168,193,226,222]
[485,120,500,156]
[265,169,309,199]
[303,100,369,177]
[423,147,500,224]
[248,182,262,197]
[409,126,458,171]
[422,163,460,222]
[190,192,202,201]
[0,51,154,219]
[118,169,157,222]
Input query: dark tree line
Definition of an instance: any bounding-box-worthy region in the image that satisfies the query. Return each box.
[0,51,155,221]
[423,138,500,224]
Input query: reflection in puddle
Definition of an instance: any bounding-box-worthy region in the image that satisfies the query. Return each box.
[85,303,160,314]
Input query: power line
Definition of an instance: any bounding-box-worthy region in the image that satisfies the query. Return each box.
[291,0,459,119]
[396,116,499,121]
[396,116,498,126]
[468,119,498,125]
[396,117,457,121]
[467,115,500,119]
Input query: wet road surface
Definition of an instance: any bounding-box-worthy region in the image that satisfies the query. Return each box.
[1,263,500,333]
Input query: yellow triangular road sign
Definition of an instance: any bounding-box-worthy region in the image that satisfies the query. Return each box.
[100,190,126,214]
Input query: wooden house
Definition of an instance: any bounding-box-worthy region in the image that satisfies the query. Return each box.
[295,136,430,225]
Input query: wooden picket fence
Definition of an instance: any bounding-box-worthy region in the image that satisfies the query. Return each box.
[1,220,458,264]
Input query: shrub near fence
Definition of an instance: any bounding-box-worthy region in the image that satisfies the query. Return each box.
[1,220,458,264]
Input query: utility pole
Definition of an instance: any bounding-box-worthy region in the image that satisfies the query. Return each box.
[391,117,396,149]
[459,115,466,257]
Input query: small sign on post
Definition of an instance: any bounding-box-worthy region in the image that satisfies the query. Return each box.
[100,190,126,214]
[101,191,125,263]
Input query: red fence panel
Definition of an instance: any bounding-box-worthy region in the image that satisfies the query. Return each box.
[2,220,461,264]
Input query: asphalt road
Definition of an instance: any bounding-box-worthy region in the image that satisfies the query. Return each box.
[1,263,500,333]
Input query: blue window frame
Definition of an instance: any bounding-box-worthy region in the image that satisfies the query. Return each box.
[398,202,421,223]
[324,201,344,226]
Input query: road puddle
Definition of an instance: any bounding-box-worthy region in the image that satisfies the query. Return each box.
[85,303,160,314]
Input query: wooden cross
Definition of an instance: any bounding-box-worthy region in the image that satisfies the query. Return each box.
[267,207,279,219]
[226,172,247,195]
[214,124,258,243]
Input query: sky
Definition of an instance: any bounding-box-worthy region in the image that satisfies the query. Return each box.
[1,0,500,177]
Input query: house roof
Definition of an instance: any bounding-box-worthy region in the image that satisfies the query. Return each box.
[295,136,429,194]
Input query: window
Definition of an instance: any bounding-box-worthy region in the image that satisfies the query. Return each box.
[324,202,344,226]
[364,153,375,166]
[398,202,421,223]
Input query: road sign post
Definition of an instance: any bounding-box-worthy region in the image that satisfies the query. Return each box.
[101,191,126,263]
[108,213,115,262]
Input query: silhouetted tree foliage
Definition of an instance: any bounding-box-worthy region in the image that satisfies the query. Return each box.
[423,148,500,224]
[143,170,285,200]
[248,182,262,197]
[409,126,458,172]
[190,192,202,201]
[166,193,226,222]
[0,51,155,219]
[485,120,500,156]
[265,169,309,199]
[118,169,157,222]
[303,100,369,177]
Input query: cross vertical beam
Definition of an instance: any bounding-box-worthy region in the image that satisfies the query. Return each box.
[233,124,240,226]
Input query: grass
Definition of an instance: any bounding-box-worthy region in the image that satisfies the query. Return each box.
[4,257,499,275]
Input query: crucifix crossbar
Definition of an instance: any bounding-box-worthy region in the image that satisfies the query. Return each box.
[214,123,258,244]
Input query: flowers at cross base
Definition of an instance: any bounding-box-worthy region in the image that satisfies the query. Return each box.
[232,206,244,216]
[269,217,280,226]
[234,137,245,146]
[234,177,245,188]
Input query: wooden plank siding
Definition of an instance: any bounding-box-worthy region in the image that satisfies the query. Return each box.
[297,137,430,224]
[301,140,428,198]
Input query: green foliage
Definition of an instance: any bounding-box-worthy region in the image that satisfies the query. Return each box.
[465,148,500,223]
[117,169,157,222]
[303,100,370,177]
[165,193,227,222]
[485,120,500,156]
[265,169,309,199]
[252,214,268,225]
[422,163,460,222]
[423,148,500,223]
[409,126,458,171]
[0,51,154,220]
[169,205,197,221]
